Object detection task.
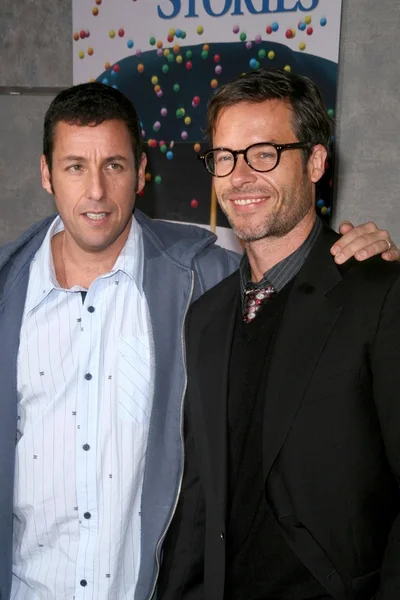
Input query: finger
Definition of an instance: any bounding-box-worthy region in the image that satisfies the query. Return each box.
[338,221,354,234]
[381,246,400,262]
[331,221,379,256]
[333,233,391,264]
[336,241,398,264]
[352,240,395,262]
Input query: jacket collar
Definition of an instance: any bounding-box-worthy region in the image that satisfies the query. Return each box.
[0,210,219,298]
[135,209,218,268]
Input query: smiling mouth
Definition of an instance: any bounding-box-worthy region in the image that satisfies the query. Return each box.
[231,198,266,206]
[84,212,108,220]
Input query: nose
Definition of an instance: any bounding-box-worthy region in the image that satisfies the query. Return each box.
[86,169,106,202]
[230,154,258,188]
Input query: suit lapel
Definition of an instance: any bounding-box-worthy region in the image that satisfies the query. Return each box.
[263,229,343,481]
[196,274,239,520]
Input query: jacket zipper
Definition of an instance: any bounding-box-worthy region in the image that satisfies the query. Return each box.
[146,269,194,600]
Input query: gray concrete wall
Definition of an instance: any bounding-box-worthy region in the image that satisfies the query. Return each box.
[1,0,399,245]
[333,0,400,234]
[0,0,72,243]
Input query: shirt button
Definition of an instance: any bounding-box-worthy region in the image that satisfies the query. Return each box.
[80,579,87,587]
[87,306,95,313]
[83,444,90,451]
[84,512,91,519]
[85,373,92,381]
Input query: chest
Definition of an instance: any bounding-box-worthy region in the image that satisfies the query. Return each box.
[17,274,153,434]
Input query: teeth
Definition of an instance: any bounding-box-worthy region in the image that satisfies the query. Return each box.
[233,198,263,205]
[86,212,107,220]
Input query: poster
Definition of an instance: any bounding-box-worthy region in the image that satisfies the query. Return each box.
[73,1,343,251]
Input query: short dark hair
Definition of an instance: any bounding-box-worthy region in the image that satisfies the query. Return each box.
[207,69,332,155]
[43,82,143,172]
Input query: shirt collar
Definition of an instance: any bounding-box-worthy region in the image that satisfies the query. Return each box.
[240,217,323,297]
[24,214,144,316]
[24,216,64,315]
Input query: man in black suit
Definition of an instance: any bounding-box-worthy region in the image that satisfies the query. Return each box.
[157,69,400,600]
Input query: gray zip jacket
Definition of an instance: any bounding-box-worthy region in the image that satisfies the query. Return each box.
[0,209,239,600]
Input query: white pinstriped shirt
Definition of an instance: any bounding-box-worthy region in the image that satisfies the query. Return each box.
[12,215,154,600]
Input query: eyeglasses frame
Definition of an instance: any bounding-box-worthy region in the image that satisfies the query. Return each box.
[197,141,314,177]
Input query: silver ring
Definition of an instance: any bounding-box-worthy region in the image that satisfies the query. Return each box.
[386,239,392,252]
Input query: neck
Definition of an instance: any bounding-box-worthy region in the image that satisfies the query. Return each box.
[245,210,316,282]
[52,226,130,289]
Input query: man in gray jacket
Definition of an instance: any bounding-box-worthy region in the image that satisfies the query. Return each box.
[0,82,397,600]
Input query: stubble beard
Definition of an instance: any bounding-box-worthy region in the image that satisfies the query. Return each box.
[219,182,313,242]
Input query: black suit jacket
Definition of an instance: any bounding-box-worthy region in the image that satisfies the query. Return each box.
[158,227,400,600]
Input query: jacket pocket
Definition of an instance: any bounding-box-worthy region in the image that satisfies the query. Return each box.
[118,335,152,424]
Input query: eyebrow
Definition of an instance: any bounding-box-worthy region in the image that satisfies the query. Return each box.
[59,154,129,163]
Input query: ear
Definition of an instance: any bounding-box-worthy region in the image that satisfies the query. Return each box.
[40,155,53,195]
[307,144,327,184]
[136,152,147,194]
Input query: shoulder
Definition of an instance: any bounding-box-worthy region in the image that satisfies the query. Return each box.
[135,209,216,249]
[329,255,400,319]
[0,216,55,270]
[339,254,400,287]
[192,244,240,298]
[313,224,400,297]
[135,209,240,292]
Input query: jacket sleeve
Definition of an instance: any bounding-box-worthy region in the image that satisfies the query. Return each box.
[370,274,400,598]
[157,308,206,600]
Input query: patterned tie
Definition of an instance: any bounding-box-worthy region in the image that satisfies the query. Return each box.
[242,283,275,323]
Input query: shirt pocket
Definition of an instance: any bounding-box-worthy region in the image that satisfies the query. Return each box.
[118,335,152,424]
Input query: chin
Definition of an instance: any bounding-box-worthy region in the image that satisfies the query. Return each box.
[234,230,267,242]
[229,218,270,242]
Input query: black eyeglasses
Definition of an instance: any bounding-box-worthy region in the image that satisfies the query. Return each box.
[197,141,313,177]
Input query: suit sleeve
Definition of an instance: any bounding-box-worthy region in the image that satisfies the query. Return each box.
[370,274,400,598]
[157,308,206,600]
